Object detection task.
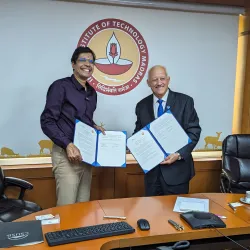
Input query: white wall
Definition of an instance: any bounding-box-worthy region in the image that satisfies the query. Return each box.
[0,0,238,156]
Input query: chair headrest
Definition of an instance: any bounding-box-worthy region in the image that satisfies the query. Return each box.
[223,134,250,159]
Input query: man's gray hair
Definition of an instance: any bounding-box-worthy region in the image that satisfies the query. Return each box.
[147,65,168,80]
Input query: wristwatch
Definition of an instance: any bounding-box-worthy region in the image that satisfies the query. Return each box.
[176,152,182,160]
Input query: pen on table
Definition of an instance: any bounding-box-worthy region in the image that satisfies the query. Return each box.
[216,215,227,219]
[168,219,184,231]
[228,203,236,211]
[103,215,126,220]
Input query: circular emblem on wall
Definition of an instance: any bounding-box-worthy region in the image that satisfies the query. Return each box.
[77,18,149,95]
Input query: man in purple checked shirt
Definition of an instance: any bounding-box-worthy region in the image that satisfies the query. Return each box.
[41,47,104,206]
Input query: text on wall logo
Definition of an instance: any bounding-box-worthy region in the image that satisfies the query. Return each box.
[77,18,149,95]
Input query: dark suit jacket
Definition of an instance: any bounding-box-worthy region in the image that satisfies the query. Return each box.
[134,89,201,185]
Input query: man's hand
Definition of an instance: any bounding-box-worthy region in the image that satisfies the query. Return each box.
[94,124,106,135]
[160,153,180,165]
[66,143,82,164]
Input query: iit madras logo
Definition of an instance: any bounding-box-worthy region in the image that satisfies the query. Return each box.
[77,18,149,95]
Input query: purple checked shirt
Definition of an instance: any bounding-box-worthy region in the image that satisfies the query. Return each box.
[40,75,97,149]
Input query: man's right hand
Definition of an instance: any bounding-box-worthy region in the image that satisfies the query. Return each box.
[66,143,82,164]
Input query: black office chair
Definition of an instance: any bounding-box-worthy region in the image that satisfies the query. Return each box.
[220,134,250,193]
[0,167,42,222]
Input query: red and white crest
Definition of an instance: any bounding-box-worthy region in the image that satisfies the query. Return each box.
[78,18,149,95]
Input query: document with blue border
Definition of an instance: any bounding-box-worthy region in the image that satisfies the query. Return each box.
[127,110,192,173]
[73,120,126,167]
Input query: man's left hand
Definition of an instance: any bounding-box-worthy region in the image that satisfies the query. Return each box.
[160,153,179,165]
[94,125,106,135]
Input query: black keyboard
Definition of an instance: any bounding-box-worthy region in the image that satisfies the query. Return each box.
[45,221,135,246]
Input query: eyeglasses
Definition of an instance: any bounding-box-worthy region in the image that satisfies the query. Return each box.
[77,58,95,65]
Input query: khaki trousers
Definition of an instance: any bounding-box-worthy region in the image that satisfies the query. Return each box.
[51,144,92,206]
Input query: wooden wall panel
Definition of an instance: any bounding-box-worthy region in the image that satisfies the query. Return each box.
[90,168,115,200]
[114,164,145,198]
[189,160,221,193]
[3,166,56,209]
[2,160,222,209]
[114,160,222,198]
[3,166,114,209]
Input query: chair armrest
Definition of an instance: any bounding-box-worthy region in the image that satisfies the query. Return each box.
[220,172,230,193]
[222,169,237,184]
[4,177,33,199]
[220,169,240,193]
[5,177,33,190]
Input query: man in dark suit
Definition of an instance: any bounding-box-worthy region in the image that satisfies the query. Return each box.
[134,65,201,196]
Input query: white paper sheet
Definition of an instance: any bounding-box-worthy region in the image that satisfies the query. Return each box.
[149,112,190,154]
[73,121,97,165]
[127,111,191,173]
[74,120,126,167]
[173,197,209,213]
[96,131,126,167]
[127,129,165,173]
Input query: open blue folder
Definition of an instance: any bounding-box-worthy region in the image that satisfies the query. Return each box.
[74,120,127,167]
[127,110,192,173]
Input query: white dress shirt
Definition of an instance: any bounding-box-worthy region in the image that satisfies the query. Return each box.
[153,89,169,118]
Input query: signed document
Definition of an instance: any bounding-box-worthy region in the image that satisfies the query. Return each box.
[74,120,126,167]
[127,129,165,173]
[127,110,191,173]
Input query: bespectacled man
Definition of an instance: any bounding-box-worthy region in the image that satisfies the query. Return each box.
[41,47,104,206]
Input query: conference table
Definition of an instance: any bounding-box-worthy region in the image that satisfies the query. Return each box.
[12,193,250,250]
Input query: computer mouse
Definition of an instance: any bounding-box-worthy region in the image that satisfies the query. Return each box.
[137,218,150,231]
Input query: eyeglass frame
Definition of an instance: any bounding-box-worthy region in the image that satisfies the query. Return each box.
[77,57,95,65]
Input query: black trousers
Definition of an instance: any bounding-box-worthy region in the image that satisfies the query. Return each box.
[144,165,189,196]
